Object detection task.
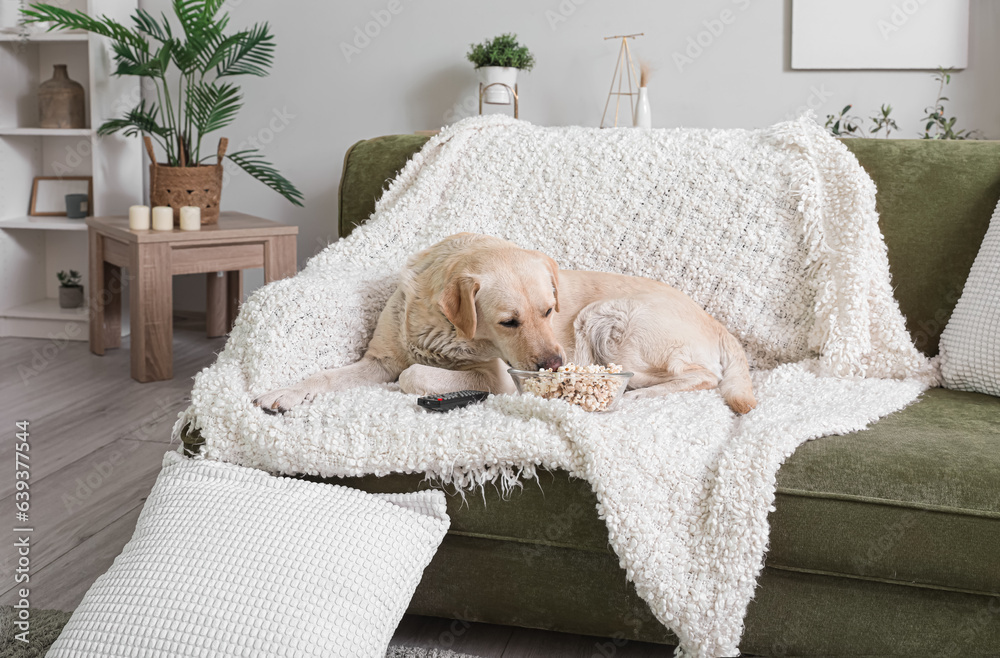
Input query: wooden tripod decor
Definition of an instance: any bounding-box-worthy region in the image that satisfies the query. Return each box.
[600,33,644,128]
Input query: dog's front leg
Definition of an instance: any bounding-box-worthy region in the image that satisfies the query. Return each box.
[398,358,516,396]
[254,356,401,414]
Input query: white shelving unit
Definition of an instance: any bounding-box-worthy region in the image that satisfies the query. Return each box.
[0,1,141,340]
[0,215,88,230]
[0,31,89,42]
[0,127,95,135]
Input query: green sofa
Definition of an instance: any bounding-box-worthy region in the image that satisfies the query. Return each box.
[196,136,1000,656]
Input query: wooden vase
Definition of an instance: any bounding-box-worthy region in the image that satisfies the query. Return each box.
[39,65,85,129]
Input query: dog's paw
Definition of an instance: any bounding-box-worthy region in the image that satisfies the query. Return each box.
[253,386,313,414]
[397,365,437,396]
[624,387,659,401]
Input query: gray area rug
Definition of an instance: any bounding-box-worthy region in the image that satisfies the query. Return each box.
[384,649,478,658]
[0,607,479,657]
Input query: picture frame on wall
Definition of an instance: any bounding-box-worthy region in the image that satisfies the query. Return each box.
[791,0,969,70]
[29,176,93,217]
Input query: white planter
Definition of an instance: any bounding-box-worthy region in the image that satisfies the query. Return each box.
[479,66,518,105]
[633,87,652,129]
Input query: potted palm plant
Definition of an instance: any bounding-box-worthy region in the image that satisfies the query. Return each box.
[22,2,303,223]
[467,33,534,105]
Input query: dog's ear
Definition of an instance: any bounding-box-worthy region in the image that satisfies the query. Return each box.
[544,255,560,313]
[439,275,481,340]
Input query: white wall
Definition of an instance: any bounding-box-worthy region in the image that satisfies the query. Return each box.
[136,0,1000,309]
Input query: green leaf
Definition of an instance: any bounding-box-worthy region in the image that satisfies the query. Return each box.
[199,31,244,72]
[21,4,149,51]
[110,39,164,78]
[132,8,168,42]
[97,100,171,138]
[170,0,228,73]
[186,81,243,136]
[466,33,535,71]
[98,100,173,141]
[215,23,275,77]
[225,149,304,206]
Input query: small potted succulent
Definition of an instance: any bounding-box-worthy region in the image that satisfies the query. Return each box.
[467,33,534,105]
[57,269,84,309]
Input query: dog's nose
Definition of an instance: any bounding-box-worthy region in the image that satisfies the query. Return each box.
[537,355,563,371]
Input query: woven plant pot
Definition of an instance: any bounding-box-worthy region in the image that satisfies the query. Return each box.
[143,136,227,225]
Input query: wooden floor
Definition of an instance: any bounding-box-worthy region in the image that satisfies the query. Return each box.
[0,319,670,656]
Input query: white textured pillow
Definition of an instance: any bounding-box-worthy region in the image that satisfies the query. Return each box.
[940,199,1000,396]
[48,452,449,658]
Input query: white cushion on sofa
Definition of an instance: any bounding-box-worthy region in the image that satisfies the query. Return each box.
[940,198,1000,396]
[47,451,450,658]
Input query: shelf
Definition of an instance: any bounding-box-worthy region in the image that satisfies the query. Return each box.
[0,31,88,42]
[3,298,88,322]
[0,0,141,342]
[0,216,89,231]
[0,127,94,136]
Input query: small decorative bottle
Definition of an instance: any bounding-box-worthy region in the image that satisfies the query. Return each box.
[634,87,651,129]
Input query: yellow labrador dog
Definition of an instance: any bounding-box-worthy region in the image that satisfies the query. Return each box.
[255,233,756,415]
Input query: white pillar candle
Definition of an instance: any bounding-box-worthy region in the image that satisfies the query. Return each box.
[151,206,173,231]
[128,205,150,230]
[179,206,201,231]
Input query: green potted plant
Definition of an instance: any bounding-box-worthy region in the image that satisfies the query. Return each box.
[467,33,534,105]
[57,269,83,309]
[21,2,303,224]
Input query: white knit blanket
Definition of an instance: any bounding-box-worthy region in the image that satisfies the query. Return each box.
[177,115,937,657]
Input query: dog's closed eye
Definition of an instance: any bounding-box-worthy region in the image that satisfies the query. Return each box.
[499,318,520,328]
[545,308,553,317]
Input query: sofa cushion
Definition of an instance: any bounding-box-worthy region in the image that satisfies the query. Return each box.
[769,387,1000,595]
[939,197,1000,396]
[50,452,450,658]
[322,388,999,597]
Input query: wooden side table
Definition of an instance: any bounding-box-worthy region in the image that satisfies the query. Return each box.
[87,212,298,382]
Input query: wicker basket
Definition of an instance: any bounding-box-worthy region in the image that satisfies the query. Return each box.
[144,136,228,225]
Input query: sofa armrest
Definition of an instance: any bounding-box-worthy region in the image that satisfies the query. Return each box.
[338,134,430,239]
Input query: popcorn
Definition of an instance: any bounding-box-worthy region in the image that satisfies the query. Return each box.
[520,363,628,412]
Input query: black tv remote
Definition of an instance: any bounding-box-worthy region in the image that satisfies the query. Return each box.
[417,390,490,412]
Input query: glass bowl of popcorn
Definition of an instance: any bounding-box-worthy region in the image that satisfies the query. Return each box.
[508,363,634,412]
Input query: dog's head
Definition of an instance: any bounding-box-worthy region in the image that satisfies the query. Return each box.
[432,234,565,371]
